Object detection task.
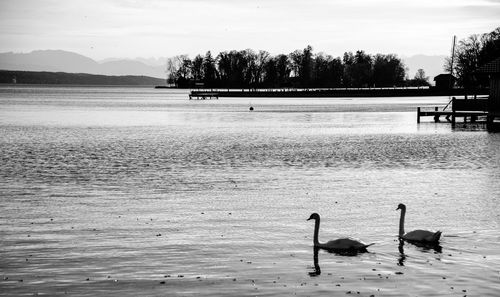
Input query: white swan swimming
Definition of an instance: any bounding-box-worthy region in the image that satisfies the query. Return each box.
[307,213,373,253]
[396,203,441,243]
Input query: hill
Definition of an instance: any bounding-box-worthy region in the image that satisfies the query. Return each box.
[0,50,165,78]
[0,70,165,85]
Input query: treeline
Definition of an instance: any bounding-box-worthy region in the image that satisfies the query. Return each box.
[167,46,418,88]
[0,70,165,85]
[446,26,500,88]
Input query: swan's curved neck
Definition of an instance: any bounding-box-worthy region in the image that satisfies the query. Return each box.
[399,208,406,237]
[313,218,320,245]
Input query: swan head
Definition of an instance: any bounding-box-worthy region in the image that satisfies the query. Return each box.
[307,213,320,221]
[396,203,406,211]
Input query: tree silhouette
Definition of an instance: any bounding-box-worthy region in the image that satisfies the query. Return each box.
[202,51,217,86]
[445,27,500,88]
[168,46,409,89]
[372,54,406,87]
[191,55,204,82]
[413,69,430,86]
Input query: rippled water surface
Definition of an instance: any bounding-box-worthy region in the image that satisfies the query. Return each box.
[1,86,499,296]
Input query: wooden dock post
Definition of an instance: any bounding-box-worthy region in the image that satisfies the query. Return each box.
[451,99,456,127]
[433,107,440,122]
[417,107,421,123]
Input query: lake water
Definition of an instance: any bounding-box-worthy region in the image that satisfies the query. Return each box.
[1,86,499,296]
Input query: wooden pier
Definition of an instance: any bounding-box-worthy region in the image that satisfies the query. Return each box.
[417,107,487,123]
[189,87,487,98]
[188,92,219,100]
[417,98,489,125]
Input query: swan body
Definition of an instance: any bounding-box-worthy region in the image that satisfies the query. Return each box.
[318,238,371,250]
[402,229,441,242]
[307,213,373,253]
[396,203,441,243]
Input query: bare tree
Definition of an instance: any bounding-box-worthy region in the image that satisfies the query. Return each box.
[413,69,430,86]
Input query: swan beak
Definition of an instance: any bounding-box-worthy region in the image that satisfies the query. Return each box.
[307,218,312,221]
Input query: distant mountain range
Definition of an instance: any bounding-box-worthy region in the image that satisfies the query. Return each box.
[0,50,448,85]
[0,50,166,79]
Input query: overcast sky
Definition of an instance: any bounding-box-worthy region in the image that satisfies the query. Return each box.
[0,0,499,60]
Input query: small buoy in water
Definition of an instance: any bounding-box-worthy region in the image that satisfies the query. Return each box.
[249,106,254,111]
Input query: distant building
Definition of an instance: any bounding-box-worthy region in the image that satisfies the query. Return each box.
[476,57,500,122]
[433,74,456,89]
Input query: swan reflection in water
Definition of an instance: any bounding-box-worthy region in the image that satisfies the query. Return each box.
[397,239,407,266]
[397,238,442,266]
[309,247,321,277]
[308,245,371,277]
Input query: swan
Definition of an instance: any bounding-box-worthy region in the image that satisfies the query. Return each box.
[396,203,441,243]
[307,213,373,253]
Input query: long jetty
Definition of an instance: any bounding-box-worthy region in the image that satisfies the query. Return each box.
[189,87,487,98]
